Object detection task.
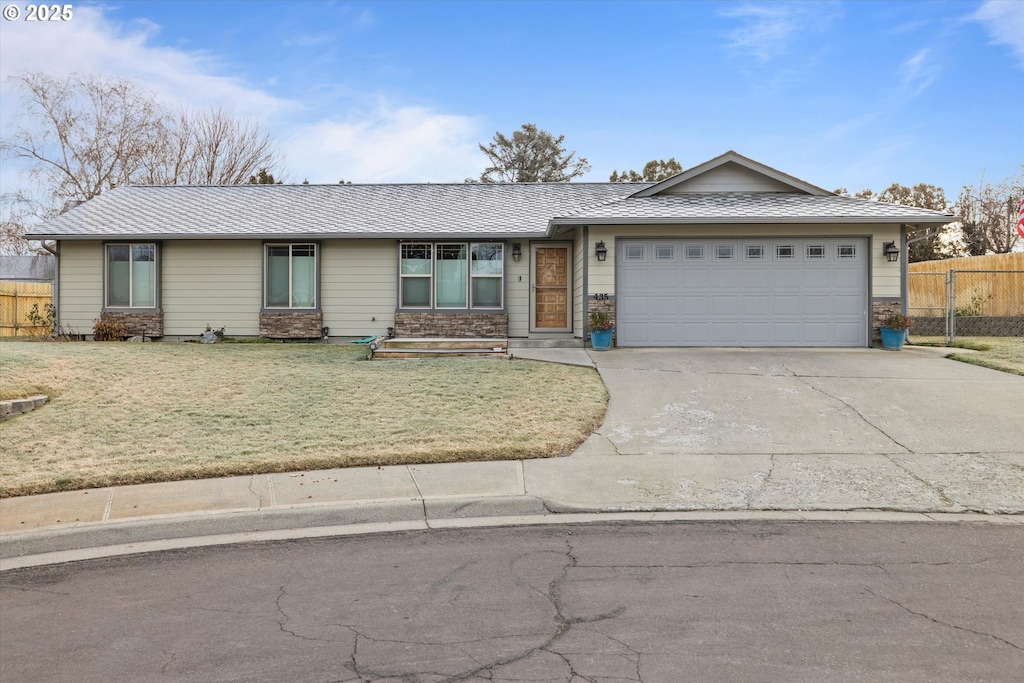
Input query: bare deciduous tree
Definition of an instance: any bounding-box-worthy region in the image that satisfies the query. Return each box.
[957,169,1023,255]
[1,71,284,251]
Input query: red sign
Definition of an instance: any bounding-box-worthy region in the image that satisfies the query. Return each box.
[1018,198,1024,240]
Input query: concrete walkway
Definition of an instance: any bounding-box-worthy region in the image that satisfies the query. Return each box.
[2,345,1022,568]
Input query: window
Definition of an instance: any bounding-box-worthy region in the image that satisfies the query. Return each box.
[265,243,317,309]
[745,245,766,260]
[837,244,857,259]
[805,244,825,259]
[106,243,157,308]
[471,243,503,308]
[654,244,676,261]
[685,244,705,260]
[715,244,735,260]
[775,245,795,259]
[399,242,504,309]
[624,244,645,261]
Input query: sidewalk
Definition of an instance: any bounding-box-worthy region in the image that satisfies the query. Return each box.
[2,346,1022,568]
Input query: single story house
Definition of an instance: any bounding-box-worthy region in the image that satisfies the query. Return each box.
[29,151,955,347]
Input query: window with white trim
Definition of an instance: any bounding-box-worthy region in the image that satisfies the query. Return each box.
[624,244,645,261]
[715,244,735,260]
[805,244,825,259]
[837,244,857,259]
[265,243,317,309]
[106,243,157,308]
[654,244,676,261]
[399,242,504,309]
[745,245,766,260]
[775,244,795,259]
[685,244,705,260]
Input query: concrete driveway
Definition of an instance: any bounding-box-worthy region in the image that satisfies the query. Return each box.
[582,347,1023,456]
[526,347,1024,513]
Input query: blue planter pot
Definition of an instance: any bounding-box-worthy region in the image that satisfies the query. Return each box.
[590,327,613,351]
[880,326,906,350]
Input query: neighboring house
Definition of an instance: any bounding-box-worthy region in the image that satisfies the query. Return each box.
[27,151,954,347]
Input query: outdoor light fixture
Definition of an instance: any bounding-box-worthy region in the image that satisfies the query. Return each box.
[511,243,522,262]
[883,241,900,263]
[595,240,608,262]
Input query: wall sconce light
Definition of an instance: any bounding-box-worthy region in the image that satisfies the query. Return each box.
[511,243,522,262]
[595,240,608,262]
[883,241,900,263]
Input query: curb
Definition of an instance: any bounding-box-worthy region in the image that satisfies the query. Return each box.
[2,496,1021,570]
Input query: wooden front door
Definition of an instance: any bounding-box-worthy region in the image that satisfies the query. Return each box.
[531,244,571,331]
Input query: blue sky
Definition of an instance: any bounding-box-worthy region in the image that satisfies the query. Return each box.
[1,0,1021,199]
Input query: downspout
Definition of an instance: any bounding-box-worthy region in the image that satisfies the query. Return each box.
[582,225,589,341]
[40,240,59,337]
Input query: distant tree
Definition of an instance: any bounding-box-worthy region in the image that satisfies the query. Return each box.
[249,169,281,185]
[842,182,954,262]
[610,157,683,182]
[478,123,591,183]
[957,169,1022,255]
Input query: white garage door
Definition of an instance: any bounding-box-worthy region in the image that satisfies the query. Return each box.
[617,238,868,347]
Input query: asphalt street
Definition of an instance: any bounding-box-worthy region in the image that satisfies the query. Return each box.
[2,521,1022,682]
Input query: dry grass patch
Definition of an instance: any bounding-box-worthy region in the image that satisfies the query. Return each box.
[910,336,1024,376]
[0,342,608,496]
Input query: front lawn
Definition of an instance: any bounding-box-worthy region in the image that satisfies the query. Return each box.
[909,335,1024,376]
[0,342,608,497]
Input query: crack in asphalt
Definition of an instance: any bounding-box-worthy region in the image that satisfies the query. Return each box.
[865,588,1023,651]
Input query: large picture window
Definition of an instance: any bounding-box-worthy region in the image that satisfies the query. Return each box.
[265,243,317,309]
[106,243,157,308]
[399,242,504,309]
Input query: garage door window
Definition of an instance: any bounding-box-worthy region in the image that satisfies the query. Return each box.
[715,245,735,260]
[654,244,676,261]
[837,244,857,259]
[624,244,645,261]
[745,245,766,260]
[775,245,795,259]
[805,244,825,259]
[685,245,705,260]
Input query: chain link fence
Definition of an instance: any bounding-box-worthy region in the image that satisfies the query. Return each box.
[0,281,53,337]
[908,269,1024,342]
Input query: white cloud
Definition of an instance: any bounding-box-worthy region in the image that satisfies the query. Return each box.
[285,105,483,183]
[719,2,838,61]
[973,0,1024,69]
[0,3,290,117]
[900,48,937,95]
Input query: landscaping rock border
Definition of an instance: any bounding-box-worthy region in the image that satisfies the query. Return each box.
[0,395,48,422]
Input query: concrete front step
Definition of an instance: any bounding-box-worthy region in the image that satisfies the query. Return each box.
[372,338,509,359]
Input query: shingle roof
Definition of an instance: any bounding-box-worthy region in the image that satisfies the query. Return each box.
[558,193,956,224]
[28,183,648,240]
[28,182,955,240]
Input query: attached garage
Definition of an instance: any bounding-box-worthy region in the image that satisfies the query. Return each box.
[616,237,868,347]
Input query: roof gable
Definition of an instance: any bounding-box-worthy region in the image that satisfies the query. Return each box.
[631,150,832,198]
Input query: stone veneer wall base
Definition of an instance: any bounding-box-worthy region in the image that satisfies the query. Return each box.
[394,312,508,338]
[259,312,325,339]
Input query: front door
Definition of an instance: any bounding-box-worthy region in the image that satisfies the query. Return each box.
[531,244,571,332]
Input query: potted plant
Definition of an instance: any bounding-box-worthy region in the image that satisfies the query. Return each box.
[880,312,912,350]
[589,311,614,351]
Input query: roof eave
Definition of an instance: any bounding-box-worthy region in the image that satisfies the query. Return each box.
[551,216,956,226]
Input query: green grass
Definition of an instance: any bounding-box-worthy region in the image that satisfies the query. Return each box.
[909,336,1024,376]
[0,341,608,497]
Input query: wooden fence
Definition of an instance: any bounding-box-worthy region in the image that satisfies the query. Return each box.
[908,253,1024,317]
[0,281,53,337]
